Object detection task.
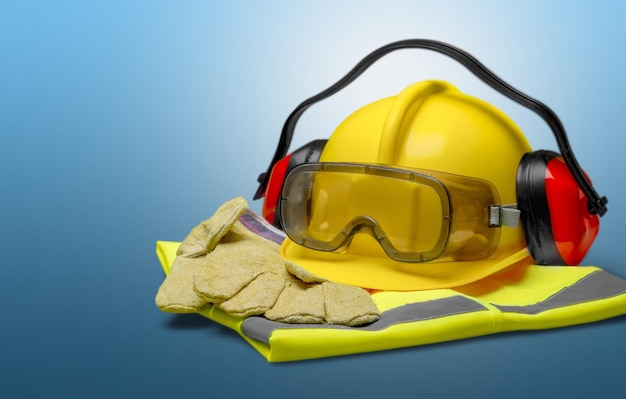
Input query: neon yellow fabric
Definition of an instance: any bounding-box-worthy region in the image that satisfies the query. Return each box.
[156,241,626,362]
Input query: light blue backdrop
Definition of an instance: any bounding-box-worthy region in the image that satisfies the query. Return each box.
[1,1,625,398]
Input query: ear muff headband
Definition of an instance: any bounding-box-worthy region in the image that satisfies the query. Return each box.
[253,39,608,217]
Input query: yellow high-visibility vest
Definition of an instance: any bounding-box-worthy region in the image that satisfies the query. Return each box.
[156,215,626,363]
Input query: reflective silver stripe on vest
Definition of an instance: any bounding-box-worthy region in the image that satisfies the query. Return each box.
[494,270,626,315]
[241,270,626,344]
[241,295,487,344]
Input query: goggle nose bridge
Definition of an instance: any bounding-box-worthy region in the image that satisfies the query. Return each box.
[335,215,448,263]
[339,215,387,244]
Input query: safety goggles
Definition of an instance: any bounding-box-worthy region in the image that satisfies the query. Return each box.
[280,162,519,263]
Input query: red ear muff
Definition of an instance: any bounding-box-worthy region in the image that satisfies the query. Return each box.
[516,150,600,265]
[545,154,600,264]
[262,154,292,226]
[261,139,327,227]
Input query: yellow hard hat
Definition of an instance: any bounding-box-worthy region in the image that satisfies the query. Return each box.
[280,80,533,290]
[255,40,607,291]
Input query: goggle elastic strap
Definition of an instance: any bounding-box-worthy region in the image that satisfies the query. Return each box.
[489,204,521,228]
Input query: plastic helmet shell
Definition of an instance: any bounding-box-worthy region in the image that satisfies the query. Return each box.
[281,80,533,290]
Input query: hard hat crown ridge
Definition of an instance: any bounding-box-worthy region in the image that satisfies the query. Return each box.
[377,80,452,165]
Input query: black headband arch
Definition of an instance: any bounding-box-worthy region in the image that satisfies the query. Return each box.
[253,39,607,216]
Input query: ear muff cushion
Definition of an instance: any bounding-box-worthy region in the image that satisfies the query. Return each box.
[516,150,564,265]
[262,154,292,226]
[271,139,327,228]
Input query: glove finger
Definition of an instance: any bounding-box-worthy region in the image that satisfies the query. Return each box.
[285,261,327,284]
[285,262,379,326]
[216,272,286,318]
[202,197,248,252]
[193,257,264,303]
[177,197,248,257]
[264,280,326,324]
[176,224,212,258]
[155,257,208,313]
[321,282,380,326]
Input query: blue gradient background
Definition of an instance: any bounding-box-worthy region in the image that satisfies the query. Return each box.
[1,1,625,398]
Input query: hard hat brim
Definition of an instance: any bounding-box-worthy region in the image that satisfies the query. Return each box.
[281,238,532,291]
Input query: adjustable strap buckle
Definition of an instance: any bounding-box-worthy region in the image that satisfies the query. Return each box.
[489,204,520,228]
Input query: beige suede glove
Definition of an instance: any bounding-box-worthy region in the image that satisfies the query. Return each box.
[155,197,247,313]
[155,197,380,326]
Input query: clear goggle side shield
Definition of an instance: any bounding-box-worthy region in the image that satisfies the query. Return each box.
[280,163,503,263]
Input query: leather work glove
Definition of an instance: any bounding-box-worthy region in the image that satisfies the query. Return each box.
[154,197,248,313]
[156,197,380,327]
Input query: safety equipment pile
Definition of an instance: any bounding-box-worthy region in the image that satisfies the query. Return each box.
[155,197,380,326]
[156,198,626,362]
[155,39,624,362]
